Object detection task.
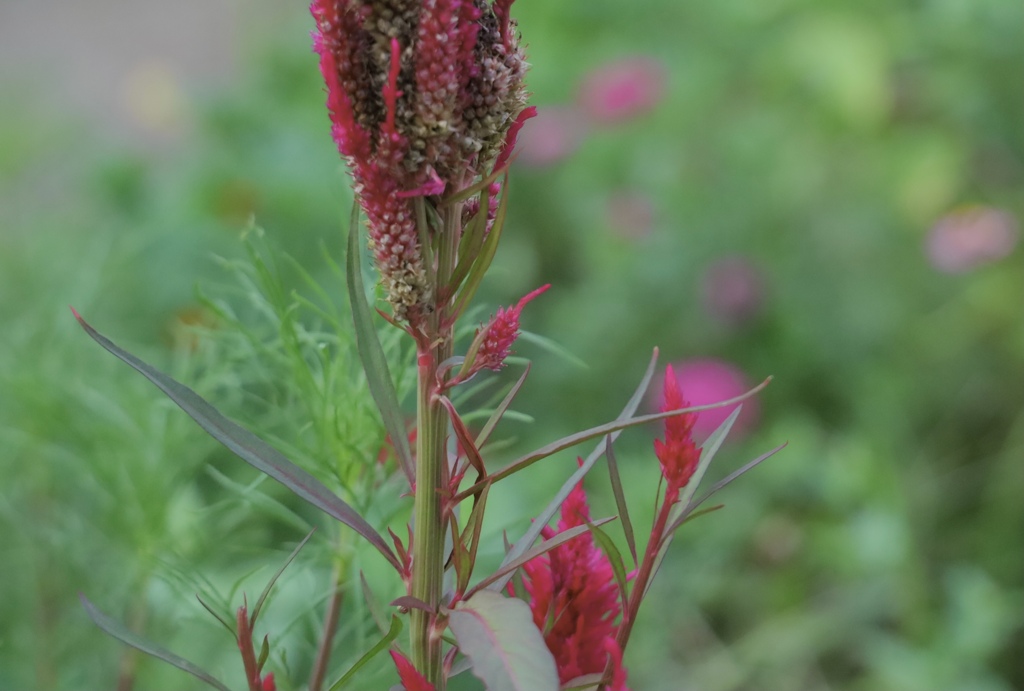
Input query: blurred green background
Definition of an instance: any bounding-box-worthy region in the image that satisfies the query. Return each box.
[2,0,1022,689]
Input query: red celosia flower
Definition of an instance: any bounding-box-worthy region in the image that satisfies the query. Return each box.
[260,672,276,691]
[653,364,700,499]
[472,284,550,372]
[523,474,628,689]
[390,650,436,691]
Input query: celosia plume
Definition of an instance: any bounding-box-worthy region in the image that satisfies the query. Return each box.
[523,474,628,689]
[310,0,530,322]
[472,283,550,372]
[653,364,700,499]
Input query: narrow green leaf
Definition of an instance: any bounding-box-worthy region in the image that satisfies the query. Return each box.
[561,673,604,690]
[515,331,588,370]
[327,615,404,691]
[413,196,435,287]
[676,406,742,509]
[448,591,559,691]
[195,595,235,639]
[449,187,491,294]
[442,162,509,206]
[451,516,473,595]
[604,436,637,567]
[257,635,270,671]
[204,465,310,535]
[474,364,530,449]
[360,572,388,635]
[668,443,786,535]
[485,350,661,591]
[453,176,509,320]
[473,518,614,597]
[466,377,770,495]
[250,528,316,628]
[344,207,415,488]
[81,595,233,691]
[585,522,629,611]
[463,483,491,590]
[72,310,399,571]
[697,442,786,506]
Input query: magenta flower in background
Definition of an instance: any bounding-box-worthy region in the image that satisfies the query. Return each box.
[926,205,1019,273]
[700,255,767,326]
[578,57,666,125]
[606,190,656,239]
[515,105,588,167]
[654,358,759,441]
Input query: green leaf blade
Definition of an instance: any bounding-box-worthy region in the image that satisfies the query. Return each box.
[344,208,416,487]
[327,615,404,691]
[71,309,399,572]
[80,595,233,691]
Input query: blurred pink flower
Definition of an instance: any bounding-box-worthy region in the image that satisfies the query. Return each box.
[515,105,588,167]
[926,205,1018,273]
[578,57,666,125]
[653,359,759,441]
[606,191,656,239]
[700,255,767,326]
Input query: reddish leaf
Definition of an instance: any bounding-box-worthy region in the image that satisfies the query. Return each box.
[390,650,435,691]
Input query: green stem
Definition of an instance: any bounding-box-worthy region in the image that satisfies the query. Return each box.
[598,494,675,691]
[410,201,459,688]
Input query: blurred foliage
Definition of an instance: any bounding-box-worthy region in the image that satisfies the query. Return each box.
[1,0,1023,690]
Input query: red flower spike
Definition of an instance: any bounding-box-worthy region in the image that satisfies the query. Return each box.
[473,284,550,372]
[523,473,628,688]
[653,364,700,499]
[260,672,276,691]
[390,650,436,691]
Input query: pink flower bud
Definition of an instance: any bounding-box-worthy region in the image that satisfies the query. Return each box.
[473,284,550,371]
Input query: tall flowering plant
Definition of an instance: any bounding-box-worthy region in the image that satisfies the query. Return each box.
[72,2,781,690]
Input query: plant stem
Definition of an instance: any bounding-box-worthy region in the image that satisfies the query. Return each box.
[309,557,345,691]
[410,202,459,688]
[599,494,675,690]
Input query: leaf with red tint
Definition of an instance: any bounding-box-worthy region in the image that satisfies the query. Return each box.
[390,650,435,691]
